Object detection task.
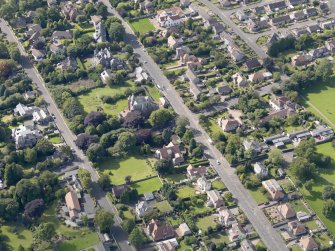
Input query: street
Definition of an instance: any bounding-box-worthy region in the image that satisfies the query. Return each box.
[0,19,134,251]
[98,1,288,250]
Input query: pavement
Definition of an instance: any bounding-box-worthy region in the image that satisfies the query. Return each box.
[0,19,134,251]
[98,1,289,250]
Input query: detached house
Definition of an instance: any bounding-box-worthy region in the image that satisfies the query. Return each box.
[269,96,296,111]
[168,36,183,49]
[65,191,81,221]
[93,22,107,43]
[157,7,184,28]
[266,1,287,12]
[291,53,312,67]
[155,142,184,166]
[61,2,78,21]
[325,39,335,53]
[277,203,296,219]
[14,103,38,116]
[288,221,307,236]
[218,207,237,226]
[52,30,73,40]
[32,109,52,125]
[232,72,249,87]
[228,45,245,62]
[299,236,318,251]
[218,118,240,132]
[270,15,291,27]
[309,47,329,59]
[139,0,154,13]
[12,125,42,149]
[253,162,268,177]
[187,164,207,179]
[147,219,175,242]
[197,177,211,192]
[206,190,225,208]
[135,200,152,217]
[244,58,261,72]
[262,179,285,201]
[229,223,246,242]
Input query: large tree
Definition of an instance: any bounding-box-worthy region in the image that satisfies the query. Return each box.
[4,163,23,186]
[268,148,284,166]
[323,200,335,218]
[129,227,147,248]
[33,223,55,242]
[148,109,173,129]
[155,159,173,174]
[108,22,125,42]
[24,198,45,219]
[290,157,316,182]
[94,210,114,233]
[84,112,106,126]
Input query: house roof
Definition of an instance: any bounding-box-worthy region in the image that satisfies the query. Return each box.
[288,221,306,235]
[300,236,318,250]
[187,164,207,177]
[207,190,223,203]
[112,184,128,198]
[277,203,295,218]
[244,58,261,70]
[148,219,175,241]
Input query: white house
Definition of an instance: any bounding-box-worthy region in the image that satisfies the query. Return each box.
[218,207,237,226]
[32,109,52,125]
[197,177,211,192]
[135,200,152,217]
[101,70,112,83]
[157,7,184,28]
[253,162,268,177]
[12,125,42,149]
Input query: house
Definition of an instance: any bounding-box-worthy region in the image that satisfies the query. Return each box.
[297,211,311,222]
[125,94,159,117]
[181,54,203,69]
[247,19,269,32]
[319,2,330,14]
[288,221,307,236]
[175,223,191,237]
[65,191,81,220]
[270,15,291,27]
[228,45,245,62]
[228,223,246,242]
[147,219,175,241]
[321,20,335,30]
[14,103,38,116]
[140,0,154,13]
[206,190,225,208]
[168,36,183,49]
[144,192,155,201]
[216,85,232,95]
[57,57,77,71]
[180,0,191,7]
[261,107,295,124]
[157,7,184,28]
[156,238,179,251]
[262,179,285,201]
[197,177,211,192]
[253,162,268,177]
[304,7,318,17]
[267,33,281,48]
[291,28,309,37]
[155,142,184,166]
[25,24,42,37]
[47,0,57,7]
[135,67,149,83]
[307,24,322,34]
[291,53,312,67]
[309,47,329,59]
[244,58,261,72]
[269,96,295,111]
[52,30,73,40]
[12,125,42,149]
[112,184,128,198]
[220,0,231,8]
[243,139,268,154]
[299,236,318,251]
[267,1,287,12]
[159,97,169,108]
[61,2,78,21]
[28,32,45,49]
[91,15,102,27]
[277,203,296,219]
[32,109,52,125]
[240,239,256,251]
[232,72,248,87]
[26,11,36,22]
[253,6,266,15]
[49,43,64,55]
[290,11,306,21]
[248,71,265,83]
[211,22,224,37]
[23,90,38,100]
[287,0,308,6]
[186,68,201,101]
[15,17,27,28]
[110,57,126,71]
[218,118,240,132]
[218,207,237,226]
[93,22,107,43]
[236,10,248,21]
[187,164,207,179]
[325,39,335,53]
[176,46,190,59]
[101,70,113,83]
[135,200,152,217]
[93,48,113,67]
[310,127,334,137]
[31,49,45,61]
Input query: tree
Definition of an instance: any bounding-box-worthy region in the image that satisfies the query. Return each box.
[129,227,146,248]
[24,148,37,164]
[4,163,23,186]
[35,138,55,156]
[120,188,138,204]
[86,143,106,162]
[113,132,136,153]
[15,178,42,206]
[148,109,173,129]
[262,57,275,71]
[175,116,189,136]
[322,186,335,200]
[0,59,14,77]
[191,145,203,158]
[155,159,173,174]
[315,59,333,81]
[78,169,92,192]
[162,128,172,144]
[224,192,233,202]
[323,200,335,218]
[294,138,316,161]
[34,223,55,242]
[84,112,106,126]
[24,198,45,219]
[94,210,114,233]
[122,219,135,234]
[75,133,99,150]
[0,198,19,221]
[268,148,284,166]
[98,174,111,190]
[304,179,313,192]
[108,22,125,42]
[290,157,316,182]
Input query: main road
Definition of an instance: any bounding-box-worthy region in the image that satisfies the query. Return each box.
[99,1,288,250]
[0,19,134,251]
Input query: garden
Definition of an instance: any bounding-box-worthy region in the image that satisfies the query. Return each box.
[129,18,155,35]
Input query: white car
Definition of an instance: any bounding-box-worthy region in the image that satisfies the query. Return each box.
[217,160,221,165]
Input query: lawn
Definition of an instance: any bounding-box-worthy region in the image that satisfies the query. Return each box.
[163,173,187,183]
[146,85,161,101]
[208,233,230,245]
[129,18,155,35]
[78,84,136,116]
[317,142,335,184]
[0,224,33,250]
[212,180,226,190]
[196,215,217,231]
[247,186,268,204]
[177,185,196,199]
[290,244,302,251]
[289,200,309,214]
[99,155,156,185]
[301,76,335,129]
[155,200,174,213]
[59,232,99,251]
[131,177,162,194]
[49,136,62,144]
[305,220,319,231]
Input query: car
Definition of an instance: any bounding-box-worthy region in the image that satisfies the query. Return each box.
[144,61,147,64]
[216,160,221,165]
[127,241,131,245]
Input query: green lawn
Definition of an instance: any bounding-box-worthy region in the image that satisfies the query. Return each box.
[0,224,33,250]
[49,136,62,144]
[146,85,161,101]
[155,200,174,213]
[317,142,335,184]
[301,77,335,129]
[129,18,155,35]
[177,185,196,199]
[59,232,99,251]
[290,244,302,251]
[163,173,187,183]
[78,84,135,116]
[305,220,319,231]
[212,180,226,190]
[131,177,162,194]
[99,155,156,185]
[196,215,217,231]
[208,233,230,245]
[247,187,268,204]
[289,200,308,214]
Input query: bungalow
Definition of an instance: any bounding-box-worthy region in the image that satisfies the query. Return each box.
[304,7,318,17]
[253,6,266,15]
[266,1,287,12]
[325,39,335,53]
[290,11,306,21]
[228,45,245,62]
[197,177,211,192]
[253,162,268,177]
[309,47,330,59]
[135,200,152,217]
[297,211,311,222]
[147,219,175,241]
[168,36,183,49]
[307,24,322,34]
[157,7,184,28]
[217,117,240,132]
[321,20,335,30]
[260,108,296,124]
[291,28,309,37]
[186,164,207,179]
[206,190,225,208]
[65,190,81,221]
[236,10,248,21]
[232,72,249,87]
[291,53,312,67]
[175,223,191,237]
[248,71,265,83]
[244,58,261,72]
[61,2,78,21]
[287,0,308,6]
[228,223,246,242]
[277,203,296,219]
[155,142,184,166]
[319,2,330,14]
[218,207,237,226]
[31,49,45,61]
[270,15,291,27]
[216,85,232,95]
[262,179,285,201]
[288,221,307,236]
[12,125,42,149]
[299,236,318,251]
[52,30,73,40]
[247,19,269,32]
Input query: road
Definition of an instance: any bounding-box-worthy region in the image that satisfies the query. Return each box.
[99,1,288,250]
[197,0,268,58]
[0,19,133,251]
